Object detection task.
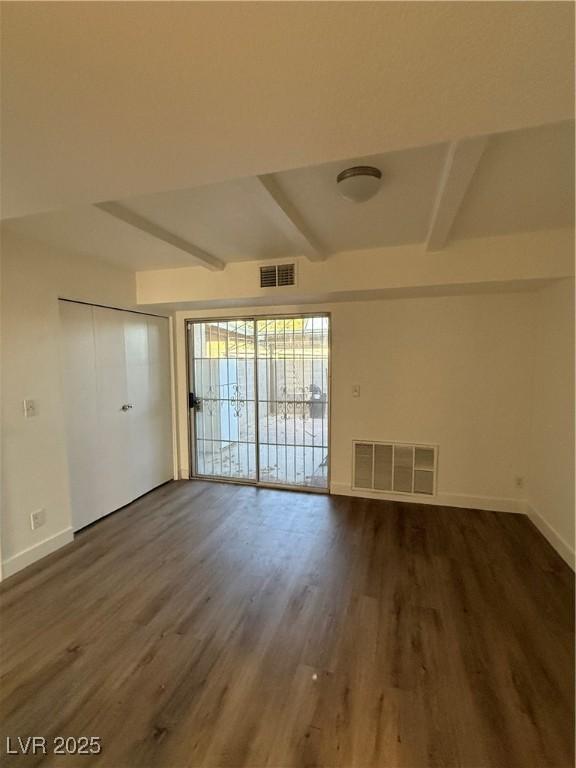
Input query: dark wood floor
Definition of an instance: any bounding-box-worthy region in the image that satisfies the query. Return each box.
[0,481,574,768]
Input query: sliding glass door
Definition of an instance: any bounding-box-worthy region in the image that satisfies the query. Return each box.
[189,319,257,481]
[188,315,329,490]
[256,317,329,488]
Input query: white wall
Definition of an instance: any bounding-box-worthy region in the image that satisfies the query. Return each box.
[173,290,536,512]
[137,230,574,308]
[331,295,534,507]
[528,279,575,567]
[0,231,136,576]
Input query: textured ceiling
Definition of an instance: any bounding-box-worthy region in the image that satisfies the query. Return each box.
[3,122,573,271]
[270,143,449,252]
[0,207,194,272]
[451,121,575,240]
[1,2,573,219]
[123,179,297,264]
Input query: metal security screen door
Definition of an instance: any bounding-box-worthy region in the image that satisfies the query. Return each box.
[256,317,329,488]
[189,320,257,482]
[188,315,330,490]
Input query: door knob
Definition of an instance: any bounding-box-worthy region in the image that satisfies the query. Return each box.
[188,393,201,409]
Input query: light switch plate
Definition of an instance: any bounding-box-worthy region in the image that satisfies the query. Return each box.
[352,385,361,398]
[23,399,37,418]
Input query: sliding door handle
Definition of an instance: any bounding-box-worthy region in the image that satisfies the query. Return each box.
[121,404,134,411]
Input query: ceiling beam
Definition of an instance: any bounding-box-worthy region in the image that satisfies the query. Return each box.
[94,201,225,271]
[255,175,326,262]
[426,136,489,252]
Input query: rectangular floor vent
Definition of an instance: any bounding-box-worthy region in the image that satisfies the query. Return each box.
[260,263,296,288]
[353,441,437,496]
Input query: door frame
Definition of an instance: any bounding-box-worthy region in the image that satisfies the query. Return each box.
[185,312,332,493]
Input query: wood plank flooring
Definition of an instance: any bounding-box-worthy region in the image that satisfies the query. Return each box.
[0,481,574,767]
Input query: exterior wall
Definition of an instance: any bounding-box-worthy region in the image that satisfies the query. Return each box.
[173,290,535,513]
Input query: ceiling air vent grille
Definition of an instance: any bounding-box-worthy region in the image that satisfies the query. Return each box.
[353,441,437,497]
[260,264,296,288]
[277,263,295,286]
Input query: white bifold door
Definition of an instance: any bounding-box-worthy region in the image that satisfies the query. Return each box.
[59,300,173,530]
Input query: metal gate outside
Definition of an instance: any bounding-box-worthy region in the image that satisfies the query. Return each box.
[187,315,330,491]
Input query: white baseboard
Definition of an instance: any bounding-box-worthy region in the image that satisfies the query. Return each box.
[2,527,74,579]
[329,483,526,514]
[526,504,575,570]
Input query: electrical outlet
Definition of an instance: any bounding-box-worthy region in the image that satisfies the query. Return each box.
[515,476,525,489]
[30,508,46,530]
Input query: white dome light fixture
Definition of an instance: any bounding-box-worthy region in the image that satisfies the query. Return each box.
[337,166,382,203]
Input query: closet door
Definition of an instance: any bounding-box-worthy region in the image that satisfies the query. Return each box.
[146,315,174,487]
[61,303,173,531]
[123,312,150,499]
[59,301,100,530]
[93,306,135,516]
[123,313,173,498]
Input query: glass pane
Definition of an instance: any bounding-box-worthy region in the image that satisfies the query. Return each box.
[191,320,256,481]
[256,315,329,489]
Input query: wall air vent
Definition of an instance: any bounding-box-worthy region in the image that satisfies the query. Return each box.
[260,263,296,288]
[353,441,437,496]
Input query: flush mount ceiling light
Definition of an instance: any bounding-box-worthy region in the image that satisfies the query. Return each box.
[336,166,382,203]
